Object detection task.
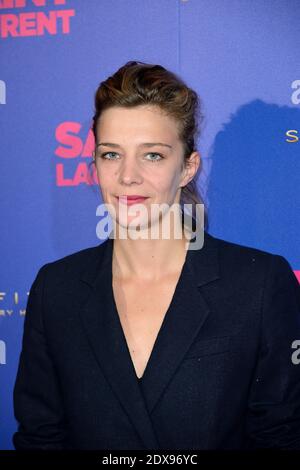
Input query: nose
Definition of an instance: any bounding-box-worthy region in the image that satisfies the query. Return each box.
[118,155,143,185]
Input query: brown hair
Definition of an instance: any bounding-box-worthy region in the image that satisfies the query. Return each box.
[91,60,208,230]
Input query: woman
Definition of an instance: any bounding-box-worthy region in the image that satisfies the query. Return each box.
[13,61,300,450]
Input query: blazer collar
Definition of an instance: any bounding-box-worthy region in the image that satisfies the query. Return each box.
[81,229,220,289]
[78,230,220,449]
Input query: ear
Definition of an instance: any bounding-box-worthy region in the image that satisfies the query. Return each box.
[179,151,201,187]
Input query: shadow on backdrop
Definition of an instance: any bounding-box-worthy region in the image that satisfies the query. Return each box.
[206,99,300,266]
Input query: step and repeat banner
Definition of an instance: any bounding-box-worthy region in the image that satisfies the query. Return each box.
[0,0,299,450]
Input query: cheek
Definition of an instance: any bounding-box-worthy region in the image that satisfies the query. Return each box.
[154,181,180,202]
[156,171,181,193]
[95,164,113,186]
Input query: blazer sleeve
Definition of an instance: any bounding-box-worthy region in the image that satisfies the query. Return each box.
[245,254,300,449]
[13,264,68,450]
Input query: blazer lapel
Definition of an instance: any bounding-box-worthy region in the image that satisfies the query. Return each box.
[78,230,220,449]
[78,236,159,449]
[141,231,220,414]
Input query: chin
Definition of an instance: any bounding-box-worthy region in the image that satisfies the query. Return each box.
[115,215,157,236]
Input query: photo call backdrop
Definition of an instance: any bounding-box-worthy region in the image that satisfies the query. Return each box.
[0,0,299,450]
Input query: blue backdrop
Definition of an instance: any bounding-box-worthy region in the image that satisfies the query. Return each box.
[0,0,299,450]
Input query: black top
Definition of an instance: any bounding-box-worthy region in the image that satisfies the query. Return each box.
[12,230,300,450]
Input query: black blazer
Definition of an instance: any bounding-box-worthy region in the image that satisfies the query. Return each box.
[13,231,300,450]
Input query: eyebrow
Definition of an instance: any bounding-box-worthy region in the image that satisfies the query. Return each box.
[96,142,173,149]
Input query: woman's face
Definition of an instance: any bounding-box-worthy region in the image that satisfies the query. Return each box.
[94,104,199,233]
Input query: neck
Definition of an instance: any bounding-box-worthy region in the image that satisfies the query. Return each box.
[111,214,191,282]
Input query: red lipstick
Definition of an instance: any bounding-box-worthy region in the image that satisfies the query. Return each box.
[117,195,149,206]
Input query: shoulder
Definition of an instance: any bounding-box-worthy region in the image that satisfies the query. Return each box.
[203,234,299,336]
[204,231,297,286]
[207,231,277,260]
[32,240,108,289]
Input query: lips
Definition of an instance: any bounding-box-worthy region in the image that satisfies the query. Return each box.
[119,195,148,200]
[117,195,149,205]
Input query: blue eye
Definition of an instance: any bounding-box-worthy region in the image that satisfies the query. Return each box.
[100,152,164,162]
[100,152,119,160]
[145,152,164,162]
